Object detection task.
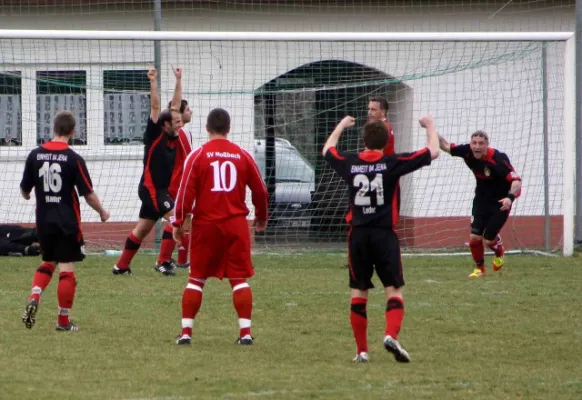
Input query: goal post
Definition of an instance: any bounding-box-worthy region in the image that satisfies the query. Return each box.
[0,29,575,256]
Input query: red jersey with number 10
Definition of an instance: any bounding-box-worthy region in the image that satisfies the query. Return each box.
[173,138,268,227]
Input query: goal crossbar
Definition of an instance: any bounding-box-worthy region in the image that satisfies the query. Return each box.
[0,29,574,42]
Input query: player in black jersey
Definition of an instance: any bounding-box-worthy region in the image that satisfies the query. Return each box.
[20,110,109,332]
[324,115,440,363]
[113,65,183,276]
[437,130,522,278]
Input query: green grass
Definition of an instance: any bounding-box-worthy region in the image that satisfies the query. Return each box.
[1,253,581,400]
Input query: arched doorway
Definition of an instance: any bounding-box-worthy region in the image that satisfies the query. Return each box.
[254,60,413,243]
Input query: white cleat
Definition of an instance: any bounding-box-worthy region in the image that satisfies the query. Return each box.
[352,352,369,363]
[383,336,410,363]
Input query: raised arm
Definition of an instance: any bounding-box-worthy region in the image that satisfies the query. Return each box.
[418,115,440,160]
[148,65,160,123]
[170,66,182,112]
[322,116,355,156]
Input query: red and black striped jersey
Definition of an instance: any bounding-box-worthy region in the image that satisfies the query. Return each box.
[20,141,93,234]
[325,147,431,228]
[139,117,179,196]
[450,144,521,203]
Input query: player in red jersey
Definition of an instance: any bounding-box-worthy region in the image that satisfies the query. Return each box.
[438,130,522,277]
[154,87,194,272]
[20,111,110,331]
[112,66,182,276]
[172,108,268,346]
[367,96,395,156]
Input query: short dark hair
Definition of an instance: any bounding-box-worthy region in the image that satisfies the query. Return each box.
[53,111,76,137]
[363,120,388,150]
[206,108,230,135]
[471,130,489,143]
[369,96,389,112]
[168,99,189,114]
[159,108,178,126]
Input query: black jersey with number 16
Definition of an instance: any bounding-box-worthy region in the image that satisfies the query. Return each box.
[325,147,431,228]
[20,141,94,235]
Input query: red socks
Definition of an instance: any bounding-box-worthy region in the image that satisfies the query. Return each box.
[29,262,56,303]
[181,279,205,337]
[230,279,253,338]
[385,297,404,339]
[469,238,485,271]
[57,272,76,326]
[350,297,368,354]
[116,233,142,269]
[157,225,176,264]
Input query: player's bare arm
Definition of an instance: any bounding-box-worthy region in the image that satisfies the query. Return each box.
[148,65,160,122]
[322,116,356,155]
[20,189,30,200]
[418,115,440,160]
[170,65,182,112]
[430,128,451,153]
[499,179,522,211]
[84,192,110,222]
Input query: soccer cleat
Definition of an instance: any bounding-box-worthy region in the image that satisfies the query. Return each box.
[154,261,177,276]
[175,334,192,345]
[22,299,38,329]
[493,247,505,271]
[176,261,190,269]
[383,335,410,363]
[112,265,133,275]
[235,335,254,345]
[56,322,79,332]
[468,268,486,278]
[352,352,369,363]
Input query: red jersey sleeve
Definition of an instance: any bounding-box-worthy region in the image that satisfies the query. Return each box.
[383,121,395,156]
[242,149,269,222]
[172,147,203,227]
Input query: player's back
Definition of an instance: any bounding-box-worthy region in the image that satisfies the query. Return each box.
[23,142,91,234]
[190,139,256,223]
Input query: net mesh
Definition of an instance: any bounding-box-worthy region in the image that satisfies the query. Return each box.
[0,37,566,252]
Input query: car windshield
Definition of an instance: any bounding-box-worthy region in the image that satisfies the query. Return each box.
[255,146,314,183]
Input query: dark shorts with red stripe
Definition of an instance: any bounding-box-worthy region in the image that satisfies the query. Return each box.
[347,226,404,290]
[38,226,85,263]
[471,199,510,241]
[138,186,175,221]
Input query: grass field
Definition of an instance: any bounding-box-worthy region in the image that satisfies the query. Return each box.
[1,252,581,400]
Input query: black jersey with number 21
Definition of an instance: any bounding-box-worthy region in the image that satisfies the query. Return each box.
[325,147,431,229]
[20,141,94,234]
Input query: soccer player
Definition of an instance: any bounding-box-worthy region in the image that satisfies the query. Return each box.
[367,96,395,155]
[154,91,194,272]
[112,65,182,276]
[20,110,110,331]
[323,114,440,363]
[437,130,522,278]
[172,108,268,346]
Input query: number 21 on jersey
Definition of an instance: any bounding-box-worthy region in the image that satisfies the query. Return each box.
[353,173,384,206]
[39,162,62,193]
[210,160,237,192]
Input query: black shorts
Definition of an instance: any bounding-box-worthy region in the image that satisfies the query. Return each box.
[39,231,85,263]
[347,227,404,290]
[138,186,175,221]
[471,200,510,241]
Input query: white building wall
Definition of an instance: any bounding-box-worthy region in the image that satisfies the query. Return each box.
[0,9,571,224]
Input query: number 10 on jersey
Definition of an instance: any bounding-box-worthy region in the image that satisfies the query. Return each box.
[210,160,237,192]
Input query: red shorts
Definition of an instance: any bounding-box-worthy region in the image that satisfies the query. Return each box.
[189,216,253,280]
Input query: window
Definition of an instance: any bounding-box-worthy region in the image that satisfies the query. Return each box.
[254,142,315,183]
[103,70,149,145]
[36,71,87,145]
[0,71,22,146]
